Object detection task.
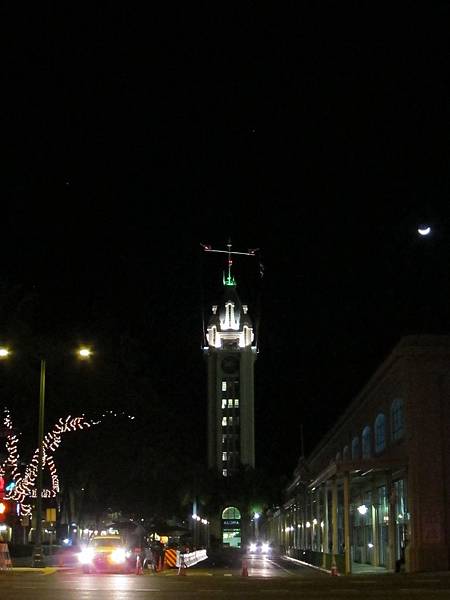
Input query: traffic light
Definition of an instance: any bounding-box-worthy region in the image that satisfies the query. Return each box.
[0,500,9,522]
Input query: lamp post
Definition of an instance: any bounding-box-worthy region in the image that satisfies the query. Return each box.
[31,347,92,568]
[254,512,260,541]
[31,359,46,567]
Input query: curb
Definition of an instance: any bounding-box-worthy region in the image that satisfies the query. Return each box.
[1,567,61,575]
[284,555,334,575]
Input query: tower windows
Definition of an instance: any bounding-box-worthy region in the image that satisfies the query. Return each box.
[222,381,227,392]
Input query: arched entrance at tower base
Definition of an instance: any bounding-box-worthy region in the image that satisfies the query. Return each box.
[221,506,241,548]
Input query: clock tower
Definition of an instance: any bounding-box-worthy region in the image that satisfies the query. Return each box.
[204,267,257,475]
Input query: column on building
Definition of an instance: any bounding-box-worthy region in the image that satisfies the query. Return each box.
[322,482,329,568]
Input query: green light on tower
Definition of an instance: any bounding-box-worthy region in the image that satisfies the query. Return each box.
[223,272,236,286]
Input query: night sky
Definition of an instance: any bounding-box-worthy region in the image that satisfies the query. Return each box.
[3,3,450,484]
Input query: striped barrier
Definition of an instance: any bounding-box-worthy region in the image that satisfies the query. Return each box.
[0,543,12,570]
[164,548,178,568]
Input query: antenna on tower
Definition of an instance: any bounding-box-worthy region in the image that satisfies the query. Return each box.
[200,239,259,285]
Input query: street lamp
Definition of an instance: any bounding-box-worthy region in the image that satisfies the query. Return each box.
[254,512,260,541]
[78,348,92,359]
[31,346,92,568]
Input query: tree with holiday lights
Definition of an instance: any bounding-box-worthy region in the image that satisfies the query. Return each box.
[0,407,135,518]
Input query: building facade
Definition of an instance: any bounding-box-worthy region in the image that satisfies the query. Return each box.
[266,336,450,574]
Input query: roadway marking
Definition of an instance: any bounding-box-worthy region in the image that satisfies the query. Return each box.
[266,558,293,574]
[400,589,450,594]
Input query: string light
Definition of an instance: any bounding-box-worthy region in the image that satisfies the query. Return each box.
[0,408,136,517]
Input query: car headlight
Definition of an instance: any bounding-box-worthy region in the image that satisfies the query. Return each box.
[261,543,270,553]
[111,548,127,564]
[78,547,94,564]
[249,543,257,553]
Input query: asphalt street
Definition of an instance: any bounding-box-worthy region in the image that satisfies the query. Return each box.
[1,556,450,599]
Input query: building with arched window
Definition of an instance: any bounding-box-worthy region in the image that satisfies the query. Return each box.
[390,398,405,441]
[266,336,450,574]
[351,436,360,460]
[374,413,386,453]
[361,426,371,458]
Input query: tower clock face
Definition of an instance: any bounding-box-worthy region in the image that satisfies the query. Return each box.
[221,356,239,374]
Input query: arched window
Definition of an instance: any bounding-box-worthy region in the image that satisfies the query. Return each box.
[351,436,360,459]
[222,506,241,519]
[335,451,341,464]
[362,426,371,458]
[374,413,386,453]
[391,398,405,441]
[343,445,350,462]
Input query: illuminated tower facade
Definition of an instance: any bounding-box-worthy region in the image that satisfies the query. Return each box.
[204,268,257,476]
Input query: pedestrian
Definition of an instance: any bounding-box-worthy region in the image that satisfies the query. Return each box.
[152,540,164,571]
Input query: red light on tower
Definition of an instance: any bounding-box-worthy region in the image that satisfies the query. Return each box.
[0,476,4,493]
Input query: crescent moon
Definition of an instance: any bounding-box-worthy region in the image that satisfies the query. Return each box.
[418,226,431,236]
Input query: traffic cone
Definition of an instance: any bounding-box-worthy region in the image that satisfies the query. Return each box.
[241,559,248,576]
